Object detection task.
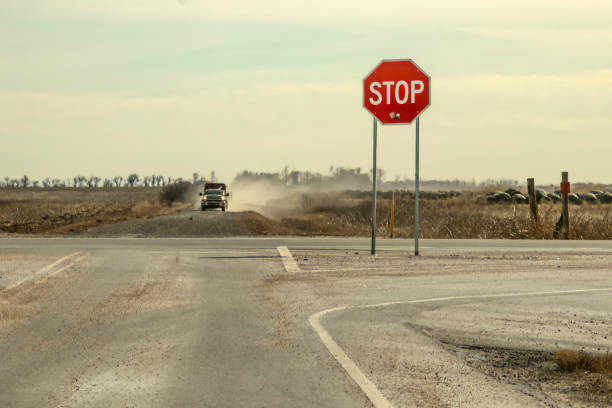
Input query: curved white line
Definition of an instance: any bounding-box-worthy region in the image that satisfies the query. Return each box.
[309,287,612,408]
[309,307,393,408]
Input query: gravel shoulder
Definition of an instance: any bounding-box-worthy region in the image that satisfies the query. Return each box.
[82,209,285,237]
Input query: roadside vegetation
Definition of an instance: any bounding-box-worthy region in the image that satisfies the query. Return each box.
[553,350,612,405]
[285,189,612,240]
[159,182,193,207]
[554,350,612,374]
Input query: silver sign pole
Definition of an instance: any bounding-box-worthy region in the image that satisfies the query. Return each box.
[371,117,378,255]
[414,116,420,256]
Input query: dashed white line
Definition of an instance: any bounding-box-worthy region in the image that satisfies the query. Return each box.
[276,246,301,274]
[35,253,89,283]
[309,286,612,408]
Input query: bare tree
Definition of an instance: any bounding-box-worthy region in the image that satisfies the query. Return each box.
[377,168,386,185]
[192,172,199,185]
[369,168,386,185]
[103,179,113,188]
[143,176,151,187]
[127,173,140,187]
[77,176,87,188]
[157,175,165,186]
[86,176,101,188]
[159,182,190,207]
[32,180,39,188]
[281,165,289,185]
[20,175,30,188]
[113,176,123,188]
[290,170,299,185]
[4,177,9,187]
[42,178,51,188]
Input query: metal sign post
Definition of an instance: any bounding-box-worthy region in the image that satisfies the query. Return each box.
[363,59,430,257]
[371,117,378,255]
[414,117,420,256]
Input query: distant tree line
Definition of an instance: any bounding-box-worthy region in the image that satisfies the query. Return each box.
[234,166,371,190]
[0,168,521,191]
[232,166,520,191]
[0,172,212,189]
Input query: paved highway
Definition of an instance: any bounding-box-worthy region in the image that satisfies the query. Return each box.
[1,237,611,407]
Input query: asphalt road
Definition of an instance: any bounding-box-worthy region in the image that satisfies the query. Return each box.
[0,239,370,407]
[1,236,612,251]
[1,237,611,407]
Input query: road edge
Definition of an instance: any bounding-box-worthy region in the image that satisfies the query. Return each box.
[308,287,612,408]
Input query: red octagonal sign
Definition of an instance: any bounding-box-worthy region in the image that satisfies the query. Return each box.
[363,59,430,124]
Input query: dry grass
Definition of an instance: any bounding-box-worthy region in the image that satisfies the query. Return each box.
[281,190,612,239]
[553,350,612,405]
[554,350,612,374]
[0,187,189,234]
[2,186,611,239]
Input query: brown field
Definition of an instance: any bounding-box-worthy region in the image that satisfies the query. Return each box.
[0,188,190,234]
[1,186,611,239]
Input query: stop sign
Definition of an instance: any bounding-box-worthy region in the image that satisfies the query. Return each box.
[363,59,430,124]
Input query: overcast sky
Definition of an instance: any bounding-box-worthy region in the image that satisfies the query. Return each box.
[2,0,611,184]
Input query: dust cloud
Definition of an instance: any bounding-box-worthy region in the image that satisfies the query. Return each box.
[191,171,374,217]
[228,180,306,218]
[226,179,370,218]
[189,181,300,215]
[191,192,203,211]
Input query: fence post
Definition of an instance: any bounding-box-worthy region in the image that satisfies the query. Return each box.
[561,171,570,239]
[527,178,538,223]
[390,191,395,238]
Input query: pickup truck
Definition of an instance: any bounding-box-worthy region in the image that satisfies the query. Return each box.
[199,182,230,211]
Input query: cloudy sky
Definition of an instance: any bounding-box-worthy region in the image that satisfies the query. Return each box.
[2,0,611,184]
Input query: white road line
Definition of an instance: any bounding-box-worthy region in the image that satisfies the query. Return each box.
[309,308,394,408]
[277,246,301,274]
[4,251,83,291]
[309,286,612,408]
[35,253,89,283]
